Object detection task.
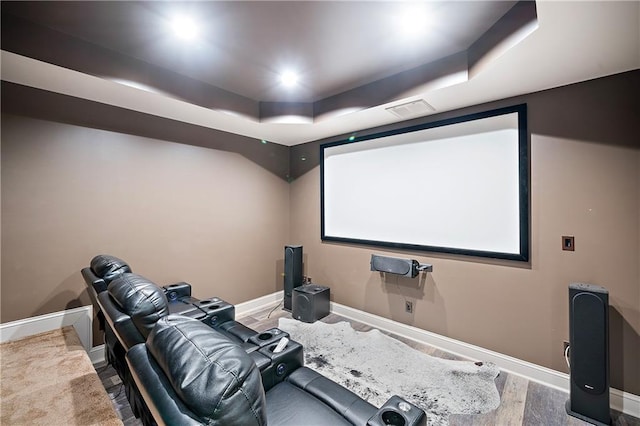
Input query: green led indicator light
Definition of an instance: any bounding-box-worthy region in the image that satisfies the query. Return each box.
[348,135,356,141]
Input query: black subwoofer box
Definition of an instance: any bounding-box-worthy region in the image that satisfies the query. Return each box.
[566,283,611,426]
[293,284,330,323]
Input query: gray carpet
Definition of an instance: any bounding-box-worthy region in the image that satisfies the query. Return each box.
[279,318,501,426]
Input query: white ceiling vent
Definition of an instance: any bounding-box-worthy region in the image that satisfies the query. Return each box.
[386,99,436,119]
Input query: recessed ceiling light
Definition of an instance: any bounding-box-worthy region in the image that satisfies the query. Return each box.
[395,4,431,38]
[280,71,299,87]
[170,15,199,41]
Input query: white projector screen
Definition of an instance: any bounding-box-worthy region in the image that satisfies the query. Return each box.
[320,104,529,261]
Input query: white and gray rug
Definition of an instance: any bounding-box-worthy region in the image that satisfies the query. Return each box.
[278,318,500,426]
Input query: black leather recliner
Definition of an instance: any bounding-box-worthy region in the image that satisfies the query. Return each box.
[102,272,263,411]
[99,272,258,356]
[82,255,256,373]
[86,255,427,426]
[82,255,257,423]
[128,316,427,426]
[82,254,132,330]
[127,315,384,425]
[82,255,136,382]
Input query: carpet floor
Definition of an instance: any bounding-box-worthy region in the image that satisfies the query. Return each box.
[0,326,122,425]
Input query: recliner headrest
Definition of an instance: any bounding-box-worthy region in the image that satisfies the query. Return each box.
[90,255,131,283]
[107,273,169,338]
[148,315,267,425]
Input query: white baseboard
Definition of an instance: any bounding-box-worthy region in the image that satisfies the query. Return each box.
[330,302,639,419]
[0,305,93,352]
[89,344,106,365]
[235,291,283,317]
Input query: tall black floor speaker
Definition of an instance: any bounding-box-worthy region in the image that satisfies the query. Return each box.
[566,283,611,426]
[283,245,303,311]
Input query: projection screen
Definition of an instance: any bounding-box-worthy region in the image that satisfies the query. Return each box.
[320,104,529,261]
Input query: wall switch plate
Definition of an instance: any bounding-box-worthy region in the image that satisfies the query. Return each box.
[562,236,575,251]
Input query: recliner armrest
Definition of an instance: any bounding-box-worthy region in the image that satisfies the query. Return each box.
[218,320,259,343]
[259,340,304,391]
[163,282,192,300]
[81,267,107,294]
[367,395,427,426]
[286,367,378,425]
[249,350,271,371]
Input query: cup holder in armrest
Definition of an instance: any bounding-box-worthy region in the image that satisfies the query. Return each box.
[258,340,304,391]
[162,282,192,300]
[197,299,235,326]
[381,411,405,426]
[248,328,289,348]
[196,297,228,309]
[367,396,426,426]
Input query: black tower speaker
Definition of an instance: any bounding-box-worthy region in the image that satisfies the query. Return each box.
[293,284,330,323]
[566,283,611,426]
[283,245,303,311]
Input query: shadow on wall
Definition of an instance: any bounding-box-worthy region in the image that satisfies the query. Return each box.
[385,273,422,323]
[527,70,640,150]
[1,82,290,181]
[28,272,100,345]
[33,272,89,319]
[289,70,640,181]
[274,257,284,293]
[364,271,447,334]
[609,306,640,395]
[76,287,105,347]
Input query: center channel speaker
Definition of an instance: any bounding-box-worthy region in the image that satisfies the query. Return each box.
[283,245,303,311]
[370,254,419,278]
[566,283,611,426]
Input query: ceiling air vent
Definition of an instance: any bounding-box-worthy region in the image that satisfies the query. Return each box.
[386,99,435,119]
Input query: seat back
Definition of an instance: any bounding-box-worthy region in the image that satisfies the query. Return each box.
[108,273,170,340]
[131,315,267,425]
[91,254,132,283]
[81,254,132,335]
[83,254,132,294]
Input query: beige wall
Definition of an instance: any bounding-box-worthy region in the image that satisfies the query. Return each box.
[1,71,637,396]
[289,72,640,395]
[1,114,289,334]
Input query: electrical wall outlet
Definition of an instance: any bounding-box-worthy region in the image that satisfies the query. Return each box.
[562,236,575,251]
[405,301,413,313]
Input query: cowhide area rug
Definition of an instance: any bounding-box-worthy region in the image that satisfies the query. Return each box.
[279,318,500,426]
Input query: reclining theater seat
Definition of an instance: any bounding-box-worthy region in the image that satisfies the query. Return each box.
[99,272,175,423]
[127,315,381,426]
[88,254,132,291]
[106,273,171,343]
[81,254,132,328]
[131,315,267,425]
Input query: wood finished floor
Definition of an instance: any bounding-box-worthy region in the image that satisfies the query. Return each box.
[97,306,639,426]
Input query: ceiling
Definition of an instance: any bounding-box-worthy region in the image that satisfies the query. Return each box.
[1,1,639,146]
